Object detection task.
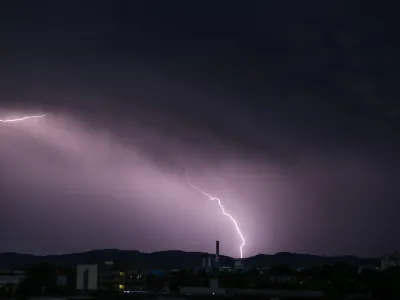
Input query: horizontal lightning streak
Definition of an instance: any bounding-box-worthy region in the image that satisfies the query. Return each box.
[0,113,49,123]
[186,174,246,258]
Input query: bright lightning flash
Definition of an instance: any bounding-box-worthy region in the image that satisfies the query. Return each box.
[0,113,49,123]
[187,174,246,258]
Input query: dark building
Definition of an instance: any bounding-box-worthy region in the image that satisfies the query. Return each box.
[125,270,147,291]
[97,266,126,291]
[76,262,148,292]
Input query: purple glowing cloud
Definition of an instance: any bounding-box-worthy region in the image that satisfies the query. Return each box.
[0,107,398,257]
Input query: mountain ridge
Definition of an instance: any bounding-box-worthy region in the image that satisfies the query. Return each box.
[0,249,380,269]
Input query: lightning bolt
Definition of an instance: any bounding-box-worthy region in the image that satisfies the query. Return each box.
[186,174,246,258]
[0,113,49,123]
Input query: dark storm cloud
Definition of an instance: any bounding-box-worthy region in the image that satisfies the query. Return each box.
[0,1,399,257]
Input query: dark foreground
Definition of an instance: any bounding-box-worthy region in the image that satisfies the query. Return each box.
[0,294,376,300]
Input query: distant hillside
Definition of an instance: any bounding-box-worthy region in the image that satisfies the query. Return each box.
[0,249,380,269]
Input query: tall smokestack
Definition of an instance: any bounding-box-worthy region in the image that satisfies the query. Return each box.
[216,240,220,258]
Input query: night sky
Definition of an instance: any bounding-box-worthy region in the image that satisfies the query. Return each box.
[0,1,399,258]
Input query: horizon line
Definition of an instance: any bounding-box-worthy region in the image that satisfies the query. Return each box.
[0,248,381,259]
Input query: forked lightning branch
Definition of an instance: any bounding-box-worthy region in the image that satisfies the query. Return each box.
[0,113,48,123]
[187,174,246,259]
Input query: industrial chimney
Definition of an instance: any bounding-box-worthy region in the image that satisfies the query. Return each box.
[213,240,221,272]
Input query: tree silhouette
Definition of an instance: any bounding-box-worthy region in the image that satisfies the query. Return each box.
[19,263,57,296]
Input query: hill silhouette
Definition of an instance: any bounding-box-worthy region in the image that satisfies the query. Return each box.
[0,250,379,269]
